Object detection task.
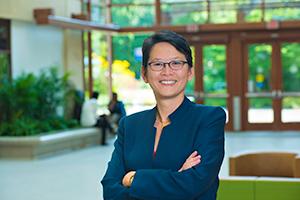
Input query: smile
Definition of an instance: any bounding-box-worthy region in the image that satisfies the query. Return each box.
[159,80,177,85]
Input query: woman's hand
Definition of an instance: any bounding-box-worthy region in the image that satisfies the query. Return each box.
[178,151,201,172]
[122,171,136,187]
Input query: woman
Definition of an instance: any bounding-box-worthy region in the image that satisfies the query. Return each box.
[101,30,226,200]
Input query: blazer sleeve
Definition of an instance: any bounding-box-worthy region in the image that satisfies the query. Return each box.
[128,107,226,200]
[101,118,130,200]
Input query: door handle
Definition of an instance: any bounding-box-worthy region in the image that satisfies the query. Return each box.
[277,90,282,98]
[272,90,277,98]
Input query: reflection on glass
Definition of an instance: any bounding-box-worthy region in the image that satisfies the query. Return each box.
[248,98,273,123]
[203,45,227,94]
[248,44,272,93]
[281,97,300,123]
[281,43,300,92]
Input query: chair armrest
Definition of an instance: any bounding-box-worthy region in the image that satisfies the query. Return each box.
[294,156,300,178]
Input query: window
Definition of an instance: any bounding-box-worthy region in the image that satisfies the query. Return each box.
[0,19,10,80]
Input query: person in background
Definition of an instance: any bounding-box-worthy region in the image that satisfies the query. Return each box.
[80,91,111,145]
[107,92,126,133]
[101,30,226,200]
[80,91,100,127]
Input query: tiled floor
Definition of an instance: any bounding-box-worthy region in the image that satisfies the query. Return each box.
[1,131,300,200]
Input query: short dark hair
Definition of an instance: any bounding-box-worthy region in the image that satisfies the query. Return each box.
[142,30,193,69]
[112,92,118,100]
[91,91,99,99]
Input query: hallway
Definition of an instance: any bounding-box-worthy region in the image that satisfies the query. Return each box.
[1,131,300,200]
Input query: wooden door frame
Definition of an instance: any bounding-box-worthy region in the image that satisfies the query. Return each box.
[241,34,300,131]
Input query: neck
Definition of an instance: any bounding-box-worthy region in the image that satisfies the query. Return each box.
[155,95,185,122]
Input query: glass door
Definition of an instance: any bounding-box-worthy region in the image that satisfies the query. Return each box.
[244,43,276,129]
[280,42,300,129]
[200,44,229,123]
[244,42,300,130]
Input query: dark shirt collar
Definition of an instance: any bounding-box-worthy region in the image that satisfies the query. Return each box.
[168,96,192,121]
[151,96,193,122]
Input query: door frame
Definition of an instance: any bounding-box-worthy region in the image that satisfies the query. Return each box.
[241,34,300,130]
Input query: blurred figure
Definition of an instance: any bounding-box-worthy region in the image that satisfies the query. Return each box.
[73,90,85,121]
[80,91,111,145]
[80,91,99,127]
[107,92,126,133]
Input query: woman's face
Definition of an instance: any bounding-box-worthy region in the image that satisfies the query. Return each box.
[142,42,193,101]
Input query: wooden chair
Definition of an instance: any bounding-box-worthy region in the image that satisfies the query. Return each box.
[294,155,300,178]
[229,152,298,177]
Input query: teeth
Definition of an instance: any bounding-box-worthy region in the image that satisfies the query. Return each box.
[160,80,176,84]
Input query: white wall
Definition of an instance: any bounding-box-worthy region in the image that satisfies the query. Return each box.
[64,30,84,90]
[0,0,81,21]
[2,0,84,89]
[11,20,64,78]
[11,20,84,90]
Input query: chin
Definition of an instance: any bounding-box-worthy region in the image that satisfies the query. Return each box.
[156,92,183,100]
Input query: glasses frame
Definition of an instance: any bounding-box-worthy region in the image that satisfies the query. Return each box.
[147,60,188,71]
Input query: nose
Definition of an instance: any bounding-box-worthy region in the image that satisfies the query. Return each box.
[161,63,173,74]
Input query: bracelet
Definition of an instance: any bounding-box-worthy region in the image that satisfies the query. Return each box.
[129,174,135,187]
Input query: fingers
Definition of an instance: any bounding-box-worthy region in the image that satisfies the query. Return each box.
[186,154,201,167]
[186,151,201,164]
[187,151,198,159]
[178,157,201,172]
[178,151,202,172]
[189,155,201,166]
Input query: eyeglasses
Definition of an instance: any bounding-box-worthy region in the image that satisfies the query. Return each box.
[147,60,188,71]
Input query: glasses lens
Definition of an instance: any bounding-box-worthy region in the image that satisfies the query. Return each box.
[170,61,184,70]
[149,62,163,71]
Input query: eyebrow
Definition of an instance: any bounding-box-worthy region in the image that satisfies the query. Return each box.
[149,57,184,62]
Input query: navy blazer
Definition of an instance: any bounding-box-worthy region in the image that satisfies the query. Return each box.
[101,96,226,200]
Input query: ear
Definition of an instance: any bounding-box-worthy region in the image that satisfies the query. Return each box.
[188,67,194,81]
[141,66,148,83]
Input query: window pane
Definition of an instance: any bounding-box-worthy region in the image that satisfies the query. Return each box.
[248,98,274,123]
[0,53,9,80]
[112,6,154,27]
[248,44,272,93]
[209,1,240,23]
[281,97,300,123]
[161,2,207,25]
[185,46,195,95]
[281,43,300,92]
[112,0,153,3]
[265,7,300,21]
[204,98,227,108]
[203,45,227,94]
